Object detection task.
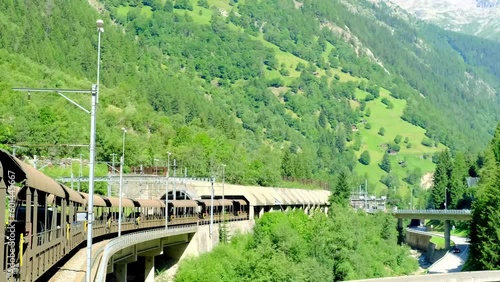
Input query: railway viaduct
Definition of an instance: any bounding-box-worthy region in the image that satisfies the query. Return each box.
[53,176,477,281]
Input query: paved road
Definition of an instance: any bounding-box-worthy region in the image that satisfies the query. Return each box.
[409,228,469,274]
[428,234,469,274]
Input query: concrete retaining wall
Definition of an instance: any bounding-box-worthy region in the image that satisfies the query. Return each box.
[159,220,255,281]
[405,230,431,251]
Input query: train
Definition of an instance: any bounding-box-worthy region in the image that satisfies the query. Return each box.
[0,149,248,281]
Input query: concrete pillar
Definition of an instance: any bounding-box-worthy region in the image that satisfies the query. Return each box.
[114,263,127,282]
[144,256,155,282]
[249,206,255,220]
[259,207,264,218]
[444,220,451,249]
[397,218,404,245]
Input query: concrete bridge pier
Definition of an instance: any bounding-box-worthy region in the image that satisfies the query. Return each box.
[113,263,127,282]
[444,219,451,249]
[144,256,155,282]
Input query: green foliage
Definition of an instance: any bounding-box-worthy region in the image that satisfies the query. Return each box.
[404,168,422,186]
[468,123,500,270]
[359,150,371,165]
[430,150,452,209]
[378,127,386,136]
[329,171,351,207]
[197,0,209,9]
[379,152,391,173]
[394,135,402,144]
[175,210,418,281]
[421,137,435,147]
[380,172,400,189]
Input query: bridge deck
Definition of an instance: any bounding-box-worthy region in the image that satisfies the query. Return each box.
[393,209,471,220]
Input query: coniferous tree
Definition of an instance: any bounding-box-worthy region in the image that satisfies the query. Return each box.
[431,150,452,209]
[379,152,391,173]
[359,150,371,165]
[468,124,500,270]
[329,171,351,208]
[450,152,468,209]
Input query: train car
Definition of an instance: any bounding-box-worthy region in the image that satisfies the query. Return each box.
[0,149,85,281]
[168,200,199,225]
[0,148,251,281]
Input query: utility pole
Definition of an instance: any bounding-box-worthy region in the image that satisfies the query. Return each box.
[365,179,368,211]
[165,152,171,229]
[78,154,83,193]
[210,176,215,238]
[173,159,177,215]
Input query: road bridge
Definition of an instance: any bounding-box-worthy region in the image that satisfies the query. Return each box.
[393,209,471,249]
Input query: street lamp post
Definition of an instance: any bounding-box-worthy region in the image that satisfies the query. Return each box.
[86,19,103,282]
[173,159,177,203]
[118,128,127,237]
[165,152,171,229]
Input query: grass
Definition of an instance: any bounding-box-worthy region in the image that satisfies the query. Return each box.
[426,220,469,237]
[353,88,446,196]
[430,236,449,250]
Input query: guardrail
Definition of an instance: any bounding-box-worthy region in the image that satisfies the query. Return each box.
[394,209,471,215]
[94,225,198,282]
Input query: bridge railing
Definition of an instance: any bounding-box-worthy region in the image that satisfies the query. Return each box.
[394,209,471,215]
[94,224,198,282]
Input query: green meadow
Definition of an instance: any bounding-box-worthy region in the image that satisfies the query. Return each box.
[353,88,445,197]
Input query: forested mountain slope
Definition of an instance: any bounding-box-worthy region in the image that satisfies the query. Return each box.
[0,0,498,197]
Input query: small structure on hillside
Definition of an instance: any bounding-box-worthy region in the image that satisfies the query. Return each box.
[350,192,387,212]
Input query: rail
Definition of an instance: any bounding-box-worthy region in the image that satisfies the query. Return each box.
[394,209,471,215]
[94,225,198,282]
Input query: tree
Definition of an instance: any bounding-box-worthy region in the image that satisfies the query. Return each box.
[394,135,402,144]
[468,124,500,270]
[164,0,174,12]
[378,127,386,136]
[379,152,391,173]
[449,152,468,209]
[359,150,371,165]
[431,150,452,209]
[329,171,351,208]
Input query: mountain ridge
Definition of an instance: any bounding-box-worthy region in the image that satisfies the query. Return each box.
[382,0,500,40]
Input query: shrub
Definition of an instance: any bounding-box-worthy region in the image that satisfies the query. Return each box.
[359,150,371,165]
[378,127,386,136]
[421,137,434,147]
[394,135,402,144]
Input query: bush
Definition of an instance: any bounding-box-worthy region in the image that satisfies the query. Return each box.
[359,150,371,165]
[388,143,400,152]
[365,94,375,101]
[378,127,386,136]
[267,78,284,87]
[394,135,402,144]
[421,137,434,147]
[279,67,290,76]
[364,122,371,130]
